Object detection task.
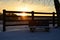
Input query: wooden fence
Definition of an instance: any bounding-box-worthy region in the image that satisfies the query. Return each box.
[3,9,57,32]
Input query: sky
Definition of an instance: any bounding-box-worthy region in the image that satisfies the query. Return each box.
[0,0,58,13]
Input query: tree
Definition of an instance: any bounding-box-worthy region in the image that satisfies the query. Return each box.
[0,13,18,20]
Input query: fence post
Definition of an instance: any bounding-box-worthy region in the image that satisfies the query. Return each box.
[3,9,6,32]
[31,11,34,20]
[53,12,55,27]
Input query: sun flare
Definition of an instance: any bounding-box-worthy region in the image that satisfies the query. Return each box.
[16,5,32,16]
[16,12,27,16]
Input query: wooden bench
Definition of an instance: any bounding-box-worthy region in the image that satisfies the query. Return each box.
[29,20,49,32]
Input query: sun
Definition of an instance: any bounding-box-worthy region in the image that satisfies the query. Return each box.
[21,13,27,16]
[16,12,27,16]
[15,6,32,16]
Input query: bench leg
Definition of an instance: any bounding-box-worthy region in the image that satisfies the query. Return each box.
[29,28,35,32]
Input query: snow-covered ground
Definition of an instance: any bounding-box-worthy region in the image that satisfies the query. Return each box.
[0,24,29,32]
[0,20,29,32]
[0,28,60,40]
[0,21,60,40]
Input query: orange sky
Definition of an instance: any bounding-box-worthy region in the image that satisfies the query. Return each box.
[0,0,56,13]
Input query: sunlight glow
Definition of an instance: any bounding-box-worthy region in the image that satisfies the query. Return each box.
[16,5,32,16]
[16,12,27,16]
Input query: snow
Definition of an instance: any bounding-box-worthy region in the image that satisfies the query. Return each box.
[0,21,60,40]
[0,28,60,40]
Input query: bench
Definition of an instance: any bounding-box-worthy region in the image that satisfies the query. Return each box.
[29,20,49,32]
